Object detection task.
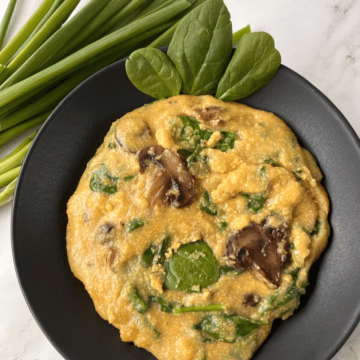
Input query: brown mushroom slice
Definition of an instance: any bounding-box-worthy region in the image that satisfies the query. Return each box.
[243,293,261,307]
[115,117,155,153]
[96,222,116,244]
[194,106,225,128]
[138,145,195,208]
[224,222,289,288]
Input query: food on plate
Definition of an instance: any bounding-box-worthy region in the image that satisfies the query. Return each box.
[66,95,330,360]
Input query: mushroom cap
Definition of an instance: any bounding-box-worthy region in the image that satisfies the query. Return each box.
[138,145,196,208]
[224,222,289,287]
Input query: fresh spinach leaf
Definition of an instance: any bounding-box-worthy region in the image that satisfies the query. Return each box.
[90,164,118,194]
[200,191,218,215]
[128,285,149,314]
[125,48,182,99]
[232,24,251,45]
[165,240,220,292]
[168,0,233,95]
[149,295,174,313]
[216,32,281,101]
[194,314,262,343]
[127,218,145,233]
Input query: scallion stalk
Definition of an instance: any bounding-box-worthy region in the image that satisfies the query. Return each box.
[0,0,191,110]
[0,165,20,189]
[0,0,112,90]
[0,112,49,147]
[0,177,17,205]
[0,0,56,66]
[0,0,81,84]
[0,0,18,50]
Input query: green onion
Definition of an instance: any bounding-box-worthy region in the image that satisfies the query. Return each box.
[0,165,20,188]
[173,304,226,314]
[0,0,18,50]
[0,0,112,90]
[0,112,48,147]
[0,0,81,84]
[82,0,150,46]
[0,0,56,66]
[0,0,190,109]
[0,177,17,206]
[43,0,132,64]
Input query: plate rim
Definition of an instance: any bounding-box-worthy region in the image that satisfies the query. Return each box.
[11,57,360,360]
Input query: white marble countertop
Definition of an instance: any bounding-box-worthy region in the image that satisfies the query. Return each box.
[0,0,359,359]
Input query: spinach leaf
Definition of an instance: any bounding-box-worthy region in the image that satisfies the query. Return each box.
[168,0,233,95]
[122,175,135,181]
[232,24,251,45]
[148,295,174,313]
[216,32,281,101]
[194,314,262,343]
[127,218,145,233]
[274,282,301,309]
[218,221,227,232]
[200,191,218,215]
[125,48,182,99]
[215,131,236,152]
[310,220,321,236]
[165,240,220,292]
[90,164,118,194]
[128,285,149,314]
[178,116,235,154]
[242,193,266,213]
[142,235,170,266]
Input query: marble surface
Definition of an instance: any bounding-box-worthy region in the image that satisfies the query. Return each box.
[0,0,359,359]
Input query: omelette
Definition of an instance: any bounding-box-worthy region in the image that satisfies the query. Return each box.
[66,95,330,360]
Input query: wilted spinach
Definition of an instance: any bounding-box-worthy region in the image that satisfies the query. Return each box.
[165,240,220,292]
[125,48,182,99]
[216,32,281,101]
[168,0,233,95]
[242,193,266,213]
[127,285,149,314]
[142,235,170,266]
[200,191,218,216]
[194,314,262,343]
[127,218,145,233]
[90,164,118,194]
[148,295,174,313]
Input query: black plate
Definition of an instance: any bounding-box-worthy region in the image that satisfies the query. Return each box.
[12,57,360,360]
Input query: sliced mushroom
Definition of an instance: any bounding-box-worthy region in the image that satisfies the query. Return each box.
[138,145,195,208]
[224,221,289,288]
[96,222,116,244]
[194,106,225,127]
[115,117,155,153]
[243,293,260,307]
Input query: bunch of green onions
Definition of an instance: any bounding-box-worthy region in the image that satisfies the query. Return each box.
[0,0,245,207]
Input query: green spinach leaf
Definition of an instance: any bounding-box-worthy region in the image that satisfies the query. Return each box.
[90,164,118,194]
[127,218,145,233]
[127,285,149,314]
[168,0,233,95]
[242,193,266,213]
[216,32,281,101]
[194,314,262,343]
[125,48,182,99]
[142,235,170,266]
[200,191,218,215]
[149,295,174,313]
[165,240,220,292]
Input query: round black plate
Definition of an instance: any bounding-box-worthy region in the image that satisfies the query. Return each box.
[12,58,360,360]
